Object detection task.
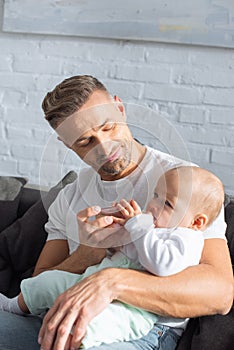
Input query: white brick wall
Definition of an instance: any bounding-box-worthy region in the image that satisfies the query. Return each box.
[0,3,233,194]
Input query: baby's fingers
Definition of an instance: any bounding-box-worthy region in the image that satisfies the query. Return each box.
[130,199,142,214]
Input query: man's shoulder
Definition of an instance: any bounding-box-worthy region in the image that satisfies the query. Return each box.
[145,145,193,170]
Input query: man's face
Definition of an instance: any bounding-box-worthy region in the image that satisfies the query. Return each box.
[56,91,135,180]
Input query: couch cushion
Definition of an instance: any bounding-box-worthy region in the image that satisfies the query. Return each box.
[224,195,234,265]
[0,171,77,297]
[0,176,27,232]
[177,308,234,350]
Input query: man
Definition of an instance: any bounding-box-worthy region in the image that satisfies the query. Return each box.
[0,75,232,350]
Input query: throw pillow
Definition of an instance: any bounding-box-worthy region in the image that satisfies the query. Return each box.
[0,176,27,232]
[0,171,77,297]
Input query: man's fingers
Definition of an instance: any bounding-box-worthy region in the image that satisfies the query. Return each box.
[77,206,114,230]
[64,333,73,350]
[38,302,60,347]
[77,206,101,222]
[38,297,75,350]
[78,217,114,239]
[88,215,114,228]
[52,310,79,350]
[112,217,125,225]
[76,204,130,248]
[70,313,88,350]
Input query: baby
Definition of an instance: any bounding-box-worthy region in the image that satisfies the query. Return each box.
[0,166,225,349]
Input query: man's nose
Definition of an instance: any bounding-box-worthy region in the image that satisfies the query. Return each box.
[94,133,111,157]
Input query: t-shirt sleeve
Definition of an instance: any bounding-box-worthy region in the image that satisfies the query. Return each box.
[203,205,227,240]
[45,183,73,242]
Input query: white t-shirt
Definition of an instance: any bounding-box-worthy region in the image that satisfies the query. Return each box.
[45,145,226,253]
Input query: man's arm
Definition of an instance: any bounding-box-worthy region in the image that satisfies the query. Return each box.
[33,240,106,276]
[115,238,233,317]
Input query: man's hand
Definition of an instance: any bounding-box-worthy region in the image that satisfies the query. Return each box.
[38,268,116,350]
[77,206,131,248]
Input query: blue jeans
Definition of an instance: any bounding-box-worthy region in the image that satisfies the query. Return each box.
[88,325,180,350]
[0,311,179,350]
[0,311,42,350]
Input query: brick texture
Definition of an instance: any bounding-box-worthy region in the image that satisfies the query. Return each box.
[0,8,233,194]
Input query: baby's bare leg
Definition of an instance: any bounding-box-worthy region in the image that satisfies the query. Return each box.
[18,292,29,313]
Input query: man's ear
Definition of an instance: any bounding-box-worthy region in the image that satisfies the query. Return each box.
[191,214,209,230]
[114,95,124,114]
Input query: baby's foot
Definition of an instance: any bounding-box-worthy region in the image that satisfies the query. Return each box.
[0,293,23,314]
[0,293,11,311]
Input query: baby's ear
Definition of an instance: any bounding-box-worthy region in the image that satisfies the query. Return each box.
[191,214,208,230]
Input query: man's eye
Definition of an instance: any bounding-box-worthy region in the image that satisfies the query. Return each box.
[102,122,115,131]
[80,141,90,147]
[75,138,91,147]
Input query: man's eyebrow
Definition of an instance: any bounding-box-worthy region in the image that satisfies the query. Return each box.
[92,119,109,132]
[75,120,109,143]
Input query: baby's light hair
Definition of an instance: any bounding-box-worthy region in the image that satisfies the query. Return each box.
[169,166,224,227]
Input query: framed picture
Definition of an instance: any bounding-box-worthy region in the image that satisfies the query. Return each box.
[3,0,234,48]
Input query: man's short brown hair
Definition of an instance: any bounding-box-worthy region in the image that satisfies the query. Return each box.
[42,75,108,128]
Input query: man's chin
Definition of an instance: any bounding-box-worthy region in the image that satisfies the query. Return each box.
[98,169,122,179]
[100,160,129,175]
[102,167,122,175]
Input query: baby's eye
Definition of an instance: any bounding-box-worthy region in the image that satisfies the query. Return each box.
[165,200,173,209]
[154,192,159,198]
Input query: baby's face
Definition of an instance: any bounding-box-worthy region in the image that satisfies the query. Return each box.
[147,169,194,228]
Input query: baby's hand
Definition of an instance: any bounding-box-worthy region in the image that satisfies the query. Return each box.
[114,199,142,225]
